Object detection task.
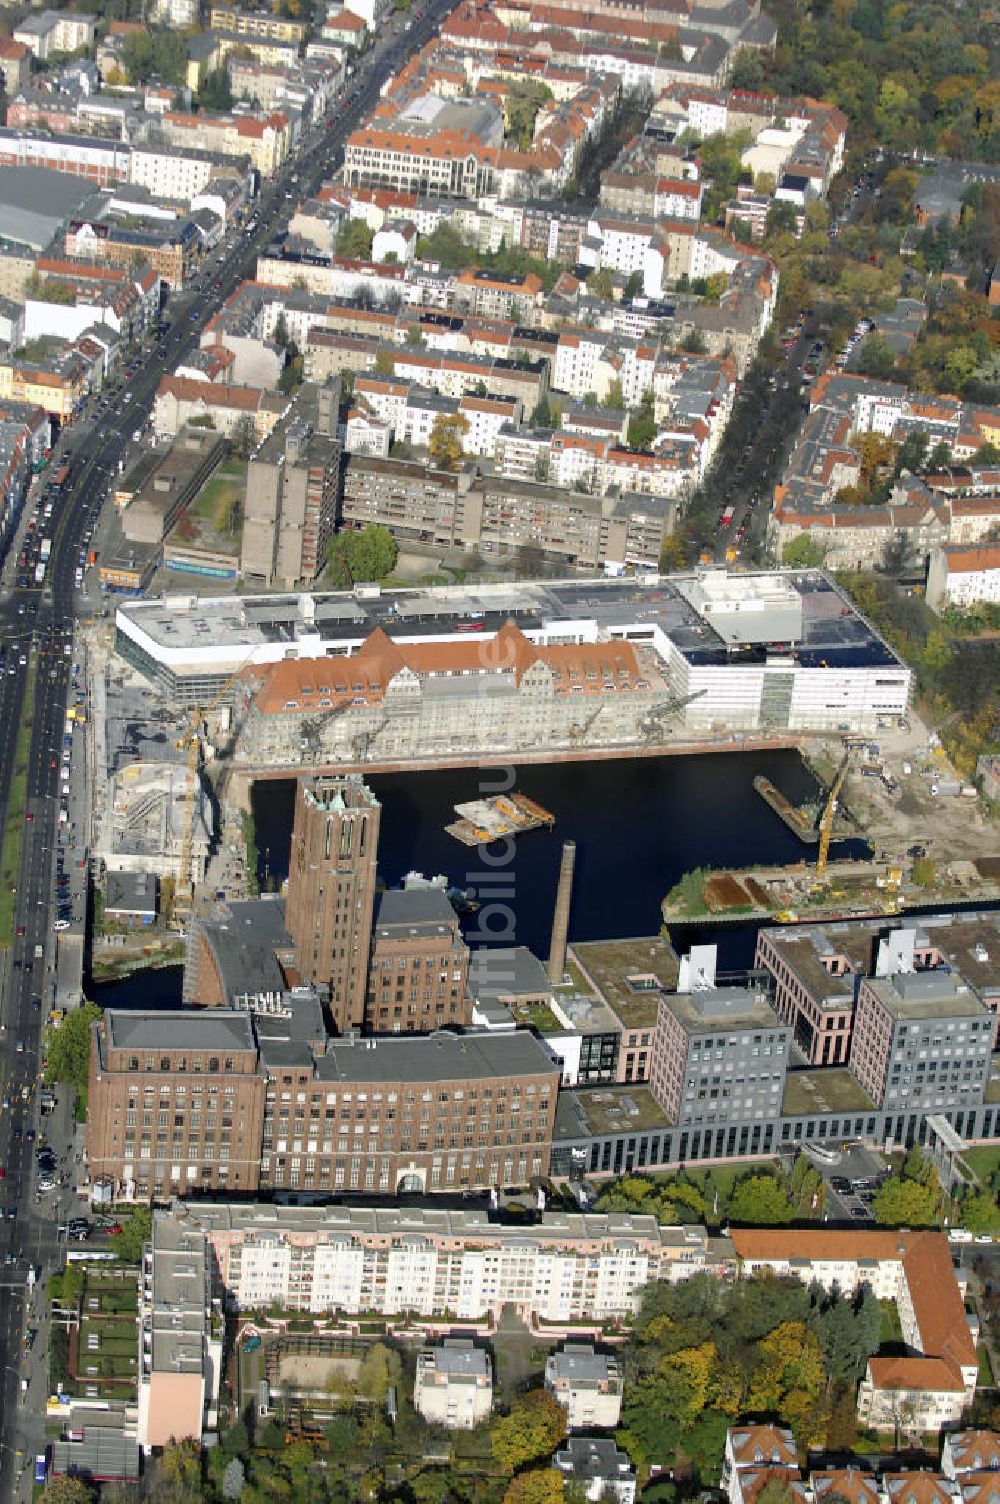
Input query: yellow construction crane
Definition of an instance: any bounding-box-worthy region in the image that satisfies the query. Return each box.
[816,751,852,878]
[175,657,256,911]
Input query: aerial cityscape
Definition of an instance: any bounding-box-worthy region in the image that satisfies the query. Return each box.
[0,0,998,1495]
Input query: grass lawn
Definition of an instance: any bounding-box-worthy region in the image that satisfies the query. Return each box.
[188,458,247,545]
[963,1147,1000,1185]
[0,657,36,946]
[979,1345,995,1385]
[879,1298,904,1347]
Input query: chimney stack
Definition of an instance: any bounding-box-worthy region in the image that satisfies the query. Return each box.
[547,840,576,986]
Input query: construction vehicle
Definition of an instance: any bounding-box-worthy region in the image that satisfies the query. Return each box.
[816,751,852,877]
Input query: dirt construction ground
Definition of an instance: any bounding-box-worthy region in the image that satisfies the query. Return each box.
[809,708,1000,866]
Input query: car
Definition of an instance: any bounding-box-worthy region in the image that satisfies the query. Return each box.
[24,811,32,822]
[53,919,70,931]
[31,999,40,1011]
[830,1177,851,1193]
[107,1223,123,1235]
[850,1206,868,1219]
[5,1207,15,1220]
[975,1234,994,1245]
[15,924,24,937]
[15,1040,23,1054]
[0,1167,5,1179]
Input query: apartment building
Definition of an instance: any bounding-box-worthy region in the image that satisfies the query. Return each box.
[159,110,293,177]
[87,1010,267,1200]
[414,1340,493,1429]
[153,375,286,443]
[137,1211,223,1449]
[284,776,380,1032]
[165,1201,715,1321]
[732,1228,979,1430]
[544,1344,623,1430]
[122,426,227,546]
[13,10,96,59]
[366,887,471,1035]
[209,4,308,42]
[241,391,339,587]
[927,543,1000,614]
[554,1438,636,1504]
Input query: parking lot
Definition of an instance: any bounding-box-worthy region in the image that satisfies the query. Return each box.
[782,1139,889,1222]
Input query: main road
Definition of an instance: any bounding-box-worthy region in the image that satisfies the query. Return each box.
[0,0,453,1490]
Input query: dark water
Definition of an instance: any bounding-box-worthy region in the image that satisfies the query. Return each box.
[249,748,867,960]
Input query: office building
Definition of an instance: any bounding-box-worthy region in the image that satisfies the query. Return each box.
[87,1010,266,1201]
[650,979,791,1131]
[366,887,471,1034]
[258,1029,559,1195]
[848,930,993,1116]
[284,776,380,1032]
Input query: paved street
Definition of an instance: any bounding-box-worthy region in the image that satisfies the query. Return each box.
[0,2,452,1493]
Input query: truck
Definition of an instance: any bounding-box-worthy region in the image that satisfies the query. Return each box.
[39,537,51,562]
[720,505,735,528]
[34,561,46,585]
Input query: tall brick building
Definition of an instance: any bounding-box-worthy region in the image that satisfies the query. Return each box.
[285,775,380,1032]
[367,887,471,1033]
[87,1010,266,1201]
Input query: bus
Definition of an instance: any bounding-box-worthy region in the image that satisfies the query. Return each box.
[34,1454,47,1486]
[51,463,70,490]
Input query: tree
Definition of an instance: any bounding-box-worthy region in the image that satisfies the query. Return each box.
[374,348,395,376]
[359,1342,401,1402]
[962,1190,1000,1236]
[627,411,657,450]
[336,218,375,259]
[729,47,764,89]
[273,312,289,351]
[755,1481,798,1504]
[895,427,929,476]
[505,80,553,151]
[659,534,689,572]
[326,524,398,586]
[856,334,896,379]
[928,440,954,471]
[196,67,232,111]
[115,1204,152,1262]
[873,1174,941,1227]
[45,1001,101,1105]
[150,1438,202,1504]
[502,1470,564,1504]
[44,1480,94,1504]
[586,268,614,301]
[428,412,469,470]
[727,1173,795,1225]
[782,535,824,568]
[492,1390,567,1474]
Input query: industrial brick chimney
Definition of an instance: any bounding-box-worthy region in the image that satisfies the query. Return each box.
[547,840,576,986]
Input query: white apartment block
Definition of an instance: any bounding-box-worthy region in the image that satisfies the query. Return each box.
[926,543,1000,614]
[179,1204,714,1325]
[413,1340,493,1430]
[545,1343,623,1430]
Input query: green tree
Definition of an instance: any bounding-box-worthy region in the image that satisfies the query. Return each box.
[374,347,395,376]
[627,411,657,450]
[586,268,614,301]
[45,1001,101,1106]
[336,219,375,259]
[962,1190,1000,1235]
[492,1390,566,1474]
[505,80,554,150]
[895,428,929,476]
[115,1204,152,1262]
[782,535,824,567]
[727,1173,795,1225]
[873,1174,941,1227]
[415,222,475,270]
[856,334,896,379]
[196,67,232,111]
[359,1342,402,1402]
[273,312,289,351]
[327,524,398,586]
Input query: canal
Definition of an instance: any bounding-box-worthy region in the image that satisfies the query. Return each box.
[91,749,868,1009]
